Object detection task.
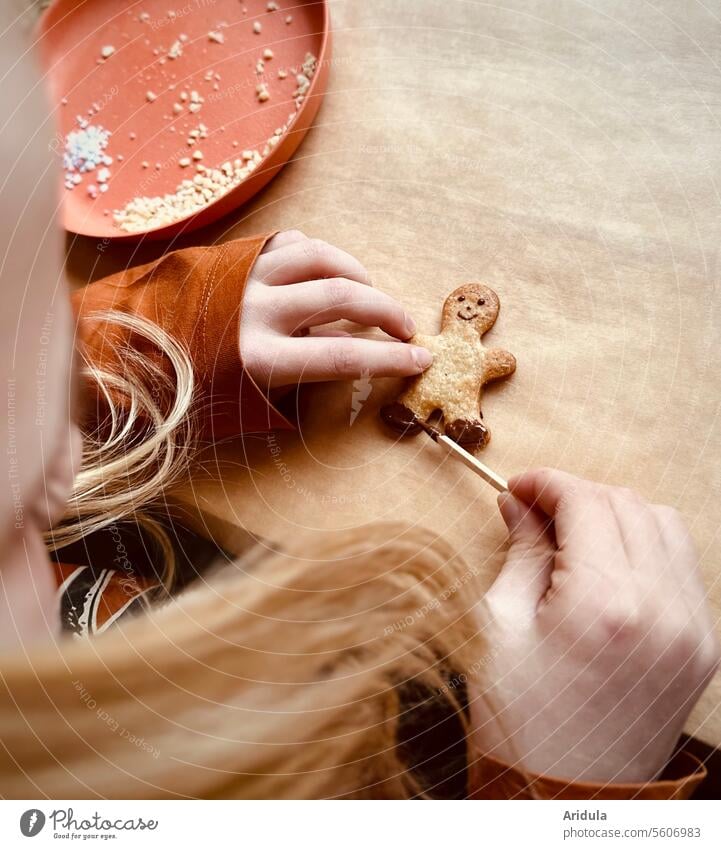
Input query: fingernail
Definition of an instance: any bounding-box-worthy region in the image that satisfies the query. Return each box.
[412,347,433,370]
[404,314,417,336]
[498,493,524,531]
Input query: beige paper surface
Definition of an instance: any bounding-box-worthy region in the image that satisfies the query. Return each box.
[67,0,721,745]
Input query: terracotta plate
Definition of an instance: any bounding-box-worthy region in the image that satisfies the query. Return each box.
[38,0,330,240]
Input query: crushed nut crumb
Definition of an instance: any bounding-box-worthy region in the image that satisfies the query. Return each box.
[113,62,316,233]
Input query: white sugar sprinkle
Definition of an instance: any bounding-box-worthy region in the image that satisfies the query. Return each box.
[62,121,112,191]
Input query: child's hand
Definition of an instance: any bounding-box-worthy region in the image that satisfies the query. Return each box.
[469,468,719,784]
[240,231,432,387]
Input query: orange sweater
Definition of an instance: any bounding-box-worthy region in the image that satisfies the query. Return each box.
[72,233,292,440]
[66,234,706,800]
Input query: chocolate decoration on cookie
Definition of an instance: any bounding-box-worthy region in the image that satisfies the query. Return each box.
[380,401,423,435]
[445,418,490,449]
[380,283,516,451]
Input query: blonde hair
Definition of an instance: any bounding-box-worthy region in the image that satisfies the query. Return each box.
[1,523,481,798]
[45,311,197,586]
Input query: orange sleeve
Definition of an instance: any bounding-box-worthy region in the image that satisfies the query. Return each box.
[468,748,707,800]
[71,234,293,441]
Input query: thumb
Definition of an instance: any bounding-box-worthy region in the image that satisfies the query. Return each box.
[499,492,553,545]
[485,494,556,617]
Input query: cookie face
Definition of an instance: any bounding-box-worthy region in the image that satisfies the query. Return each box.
[441,283,500,334]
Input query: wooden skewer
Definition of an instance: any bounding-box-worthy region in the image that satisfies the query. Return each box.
[417,420,508,493]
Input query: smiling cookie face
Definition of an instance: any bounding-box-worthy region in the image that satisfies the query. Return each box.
[441,283,500,333]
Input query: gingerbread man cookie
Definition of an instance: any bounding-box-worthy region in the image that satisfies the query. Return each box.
[381,283,516,449]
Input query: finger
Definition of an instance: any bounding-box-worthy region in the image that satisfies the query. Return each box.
[292,329,353,339]
[607,488,664,572]
[499,492,555,549]
[262,338,433,386]
[511,469,629,578]
[261,229,307,253]
[485,494,556,616]
[556,487,631,582]
[253,238,372,286]
[507,467,583,520]
[652,504,702,584]
[307,328,354,338]
[653,504,695,558]
[273,278,416,340]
